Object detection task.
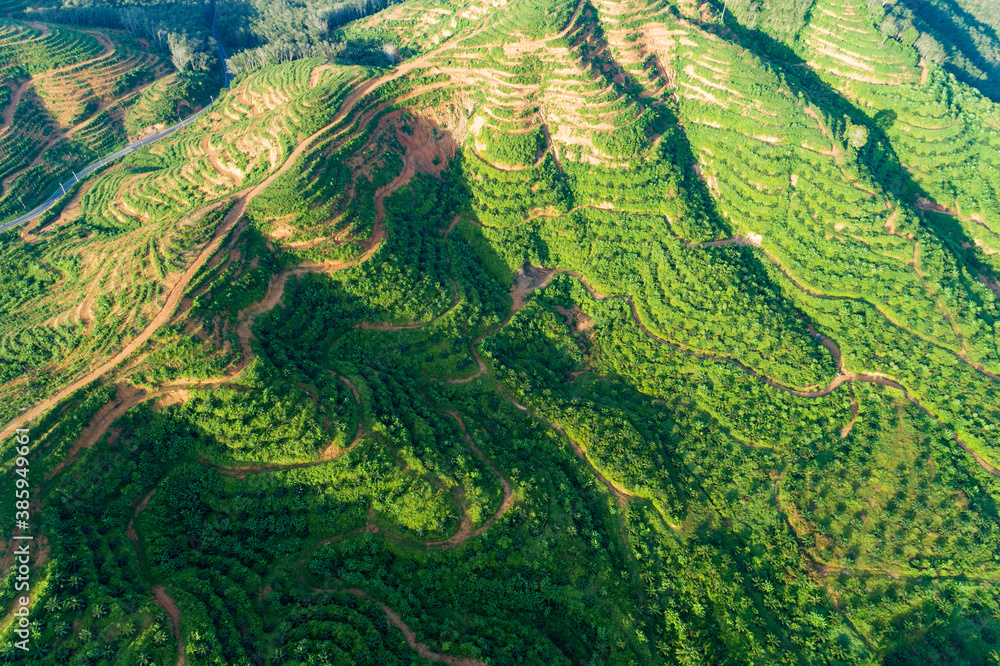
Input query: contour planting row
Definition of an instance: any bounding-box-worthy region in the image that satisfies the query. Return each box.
[34,51,163,126]
[0,21,102,77]
[799,0,919,87]
[660,16,1000,373]
[857,71,1000,243]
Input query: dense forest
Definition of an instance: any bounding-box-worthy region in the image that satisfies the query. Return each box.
[15,0,413,75]
[1,0,1000,663]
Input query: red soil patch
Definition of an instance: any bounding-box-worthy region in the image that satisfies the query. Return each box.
[45,383,148,480]
[153,586,185,666]
[0,81,28,131]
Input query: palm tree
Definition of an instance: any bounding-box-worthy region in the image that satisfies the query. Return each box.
[676,643,703,666]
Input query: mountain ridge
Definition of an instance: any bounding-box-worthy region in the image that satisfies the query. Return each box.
[1,0,1000,663]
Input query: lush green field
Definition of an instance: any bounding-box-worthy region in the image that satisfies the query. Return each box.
[2,0,1000,664]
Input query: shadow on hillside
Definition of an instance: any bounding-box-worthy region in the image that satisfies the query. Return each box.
[567,5,733,239]
[903,0,1000,103]
[715,11,1000,321]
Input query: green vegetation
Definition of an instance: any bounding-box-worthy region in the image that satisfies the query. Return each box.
[4,0,1000,664]
[0,20,177,222]
[478,125,543,166]
[461,0,574,47]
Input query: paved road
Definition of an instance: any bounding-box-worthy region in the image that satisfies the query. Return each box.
[212,4,234,87]
[0,102,216,234]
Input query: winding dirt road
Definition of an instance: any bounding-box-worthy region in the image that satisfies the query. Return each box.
[0,46,440,442]
[153,586,185,666]
[1,0,582,439]
[356,278,460,330]
[428,245,997,480]
[497,386,632,506]
[313,588,487,666]
[538,267,999,477]
[484,199,1000,389]
[0,81,28,132]
[691,236,1000,383]
[195,371,365,478]
[300,409,515,551]
[43,378,231,481]
[423,411,515,548]
[122,485,184,666]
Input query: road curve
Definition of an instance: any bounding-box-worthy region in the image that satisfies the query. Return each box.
[0,102,217,234]
[550,269,1000,477]
[0,45,469,442]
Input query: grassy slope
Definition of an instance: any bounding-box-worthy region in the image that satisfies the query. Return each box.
[0,0,999,664]
[0,20,176,224]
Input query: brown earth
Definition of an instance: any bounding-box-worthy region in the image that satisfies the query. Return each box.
[530,263,1000,478]
[43,375,237,482]
[839,387,859,438]
[331,371,361,403]
[915,196,956,216]
[0,81,28,132]
[126,487,156,543]
[424,411,515,548]
[153,586,185,666]
[690,235,999,383]
[1,38,450,442]
[44,383,147,480]
[357,278,460,330]
[441,226,994,479]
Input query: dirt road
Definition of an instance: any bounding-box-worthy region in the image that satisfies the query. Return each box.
[0,43,449,441]
[312,588,487,666]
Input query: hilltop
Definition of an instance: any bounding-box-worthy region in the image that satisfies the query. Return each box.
[1,0,1000,664]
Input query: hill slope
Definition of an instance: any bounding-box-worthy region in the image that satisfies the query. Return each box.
[1,0,1000,664]
[0,19,179,222]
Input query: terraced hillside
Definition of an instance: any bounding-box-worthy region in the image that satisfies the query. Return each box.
[1,0,1000,664]
[0,19,175,223]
